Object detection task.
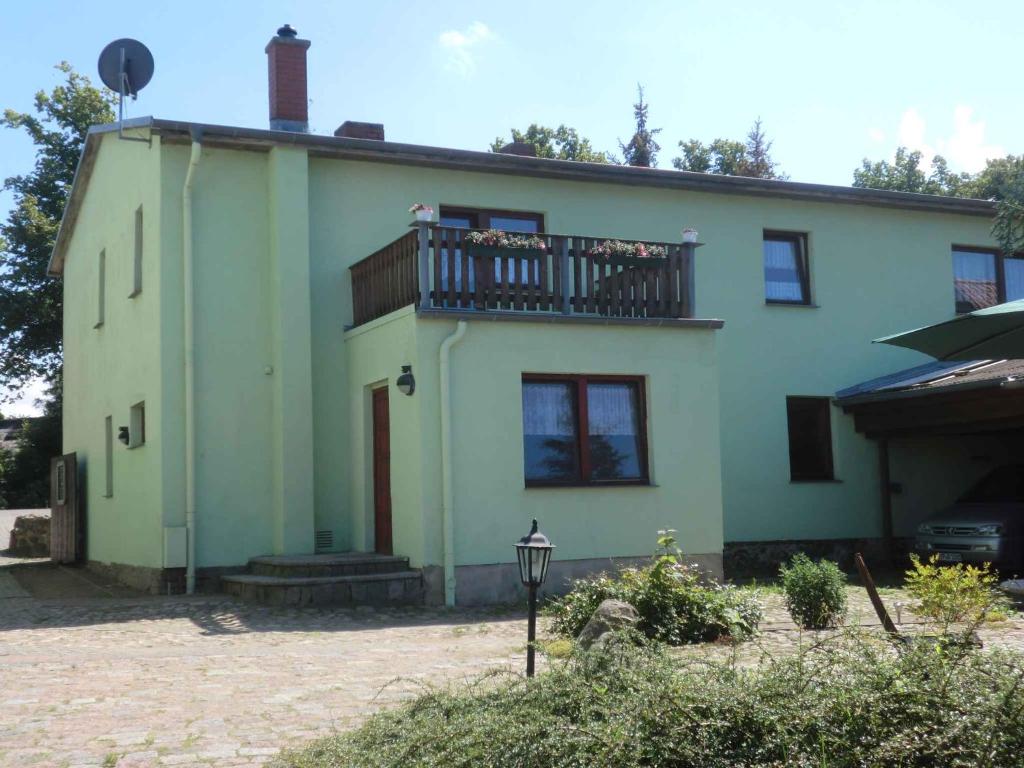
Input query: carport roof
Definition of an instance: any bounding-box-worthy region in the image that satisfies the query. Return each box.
[835,359,1024,406]
[835,359,1024,438]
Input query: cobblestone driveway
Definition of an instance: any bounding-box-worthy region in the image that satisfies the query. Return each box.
[2,578,1022,768]
[0,592,529,767]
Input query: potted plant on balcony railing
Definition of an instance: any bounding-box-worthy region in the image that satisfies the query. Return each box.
[588,239,668,267]
[409,203,434,222]
[464,229,548,258]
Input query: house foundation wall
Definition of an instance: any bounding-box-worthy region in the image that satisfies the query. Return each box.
[723,537,912,578]
[424,552,724,607]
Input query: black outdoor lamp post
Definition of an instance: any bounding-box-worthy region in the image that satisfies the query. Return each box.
[515,519,554,677]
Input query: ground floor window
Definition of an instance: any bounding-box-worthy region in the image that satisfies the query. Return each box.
[522,374,648,486]
[786,396,834,481]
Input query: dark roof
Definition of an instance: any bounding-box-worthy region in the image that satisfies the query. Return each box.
[835,359,1024,405]
[47,116,998,275]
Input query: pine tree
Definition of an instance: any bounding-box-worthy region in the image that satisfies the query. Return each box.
[619,85,661,168]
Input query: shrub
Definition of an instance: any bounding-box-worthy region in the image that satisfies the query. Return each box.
[275,636,1024,768]
[779,552,847,629]
[905,554,1011,637]
[546,530,762,645]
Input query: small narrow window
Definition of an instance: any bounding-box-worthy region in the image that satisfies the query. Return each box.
[104,415,114,497]
[764,231,810,304]
[95,249,106,328]
[952,247,997,313]
[1004,256,1024,303]
[786,397,834,481]
[128,401,146,448]
[130,205,143,297]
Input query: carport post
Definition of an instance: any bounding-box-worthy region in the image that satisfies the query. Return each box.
[878,438,894,565]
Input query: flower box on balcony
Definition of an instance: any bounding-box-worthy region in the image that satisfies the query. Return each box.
[589,240,668,268]
[605,255,669,268]
[465,243,547,260]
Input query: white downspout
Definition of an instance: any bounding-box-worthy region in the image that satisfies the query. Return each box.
[183,137,202,594]
[439,320,468,606]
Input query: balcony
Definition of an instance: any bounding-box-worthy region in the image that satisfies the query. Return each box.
[349,224,698,328]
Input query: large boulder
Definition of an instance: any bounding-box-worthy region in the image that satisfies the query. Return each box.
[7,515,49,558]
[577,599,639,649]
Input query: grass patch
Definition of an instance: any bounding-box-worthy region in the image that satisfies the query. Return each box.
[274,634,1024,768]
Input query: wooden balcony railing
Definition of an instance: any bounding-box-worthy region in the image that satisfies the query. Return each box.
[350,224,697,328]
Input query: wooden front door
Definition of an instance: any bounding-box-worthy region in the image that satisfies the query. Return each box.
[372,387,393,555]
[50,453,82,563]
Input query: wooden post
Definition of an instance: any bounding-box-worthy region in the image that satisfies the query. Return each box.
[560,236,571,315]
[878,438,894,566]
[855,553,899,636]
[682,242,697,318]
[417,221,431,310]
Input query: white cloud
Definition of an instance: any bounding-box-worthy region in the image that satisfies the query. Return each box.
[894,106,1004,173]
[438,22,492,77]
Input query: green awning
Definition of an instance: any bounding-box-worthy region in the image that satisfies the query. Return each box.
[874,299,1024,360]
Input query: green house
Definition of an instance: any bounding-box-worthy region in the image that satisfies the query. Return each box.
[49,28,1007,604]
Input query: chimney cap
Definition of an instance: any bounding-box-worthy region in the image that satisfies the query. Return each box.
[498,141,537,157]
[277,24,298,38]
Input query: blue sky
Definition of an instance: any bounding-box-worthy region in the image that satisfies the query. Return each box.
[2,0,1023,413]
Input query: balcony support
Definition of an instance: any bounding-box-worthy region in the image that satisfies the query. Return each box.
[417,221,431,310]
[559,236,571,315]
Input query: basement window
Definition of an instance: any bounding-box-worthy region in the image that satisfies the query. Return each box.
[786,396,834,482]
[522,375,648,486]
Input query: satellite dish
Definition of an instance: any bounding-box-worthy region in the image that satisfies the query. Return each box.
[97,39,154,99]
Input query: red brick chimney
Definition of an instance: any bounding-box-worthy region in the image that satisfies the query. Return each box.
[265,24,311,132]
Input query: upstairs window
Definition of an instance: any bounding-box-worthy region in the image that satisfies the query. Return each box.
[103,415,114,497]
[95,249,106,328]
[952,247,1024,313]
[522,375,647,486]
[764,231,811,305]
[128,401,146,448]
[130,205,143,297]
[786,396,834,482]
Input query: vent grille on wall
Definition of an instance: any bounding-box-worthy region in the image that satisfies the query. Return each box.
[315,529,334,553]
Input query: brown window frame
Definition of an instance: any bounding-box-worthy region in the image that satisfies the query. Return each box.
[522,373,649,488]
[786,396,835,482]
[951,245,1024,314]
[438,206,545,232]
[764,230,811,306]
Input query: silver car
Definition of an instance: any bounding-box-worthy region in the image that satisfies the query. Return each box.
[914,465,1024,574]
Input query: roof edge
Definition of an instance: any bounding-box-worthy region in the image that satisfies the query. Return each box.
[48,116,998,276]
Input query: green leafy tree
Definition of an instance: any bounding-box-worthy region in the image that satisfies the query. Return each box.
[490,124,612,163]
[619,85,661,168]
[0,405,60,508]
[1,63,115,395]
[673,119,786,179]
[852,146,972,196]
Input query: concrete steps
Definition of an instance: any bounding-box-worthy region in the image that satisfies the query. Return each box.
[221,553,424,607]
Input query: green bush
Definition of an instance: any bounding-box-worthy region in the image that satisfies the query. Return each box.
[275,637,1024,768]
[905,554,1011,637]
[546,530,762,645]
[779,552,847,629]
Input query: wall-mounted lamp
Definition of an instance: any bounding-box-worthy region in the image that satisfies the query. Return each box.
[396,365,415,396]
[117,426,130,445]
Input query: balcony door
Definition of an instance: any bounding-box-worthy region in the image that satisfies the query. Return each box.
[438,207,545,293]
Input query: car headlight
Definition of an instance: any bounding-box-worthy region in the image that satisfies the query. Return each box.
[917,524,933,534]
[975,524,1002,536]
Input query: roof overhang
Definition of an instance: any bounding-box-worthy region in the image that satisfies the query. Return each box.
[47,116,999,276]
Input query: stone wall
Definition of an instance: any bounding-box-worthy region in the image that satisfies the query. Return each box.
[7,515,50,558]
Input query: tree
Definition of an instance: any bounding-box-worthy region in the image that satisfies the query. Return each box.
[673,118,786,179]
[852,147,972,196]
[490,124,612,163]
[619,85,661,168]
[1,63,115,396]
[0,404,60,508]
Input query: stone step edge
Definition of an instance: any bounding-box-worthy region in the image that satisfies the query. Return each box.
[222,570,422,588]
[248,554,410,567]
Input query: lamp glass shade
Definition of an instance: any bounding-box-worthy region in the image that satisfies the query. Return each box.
[514,519,554,586]
[396,366,415,396]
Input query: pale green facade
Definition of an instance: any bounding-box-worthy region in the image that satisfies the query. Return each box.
[54,120,1000,594]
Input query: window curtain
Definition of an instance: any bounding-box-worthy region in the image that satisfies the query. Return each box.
[586,382,642,479]
[764,239,804,302]
[491,216,540,285]
[952,249,997,311]
[1005,258,1024,302]
[522,382,578,482]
